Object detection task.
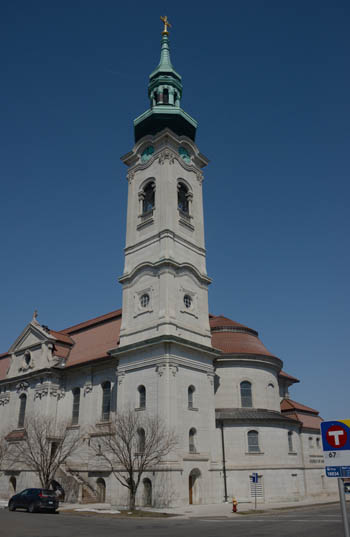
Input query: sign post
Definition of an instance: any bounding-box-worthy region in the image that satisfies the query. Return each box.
[321,420,350,537]
[252,472,258,510]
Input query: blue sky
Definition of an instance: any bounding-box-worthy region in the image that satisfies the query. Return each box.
[1,1,349,420]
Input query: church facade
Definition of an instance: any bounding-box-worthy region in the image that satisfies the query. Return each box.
[0,25,336,507]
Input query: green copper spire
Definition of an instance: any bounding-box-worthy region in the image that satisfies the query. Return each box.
[134,18,197,142]
[148,33,182,108]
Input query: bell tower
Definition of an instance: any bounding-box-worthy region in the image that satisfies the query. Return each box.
[118,21,212,350]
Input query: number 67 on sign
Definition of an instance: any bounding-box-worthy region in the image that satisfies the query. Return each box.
[321,420,350,478]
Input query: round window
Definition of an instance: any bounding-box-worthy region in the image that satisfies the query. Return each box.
[140,294,150,308]
[183,294,192,308]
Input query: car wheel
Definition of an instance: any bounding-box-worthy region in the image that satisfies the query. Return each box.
[28,502,37,513]
[8,501,16,512]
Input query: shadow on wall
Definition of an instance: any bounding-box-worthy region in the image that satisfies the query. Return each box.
[152,474,178,508]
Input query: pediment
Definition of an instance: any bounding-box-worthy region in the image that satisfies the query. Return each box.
[9,323,52,354]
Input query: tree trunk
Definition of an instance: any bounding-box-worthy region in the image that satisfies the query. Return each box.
[129,488,136,510]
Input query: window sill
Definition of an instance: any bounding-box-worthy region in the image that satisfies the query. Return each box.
[178,217,194,231]
[135,407,146,412]
[188,406,198,411]
[288,451,298,455]
[96,421,111,427]
[67,424,80,430]
[245,451,264,455]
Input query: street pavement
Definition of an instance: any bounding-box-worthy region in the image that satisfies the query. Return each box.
[1,503,350,537]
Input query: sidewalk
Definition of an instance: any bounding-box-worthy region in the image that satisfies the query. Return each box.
[58,495,342,518]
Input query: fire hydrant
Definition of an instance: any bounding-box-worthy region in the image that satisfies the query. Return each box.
[232,497,238,513]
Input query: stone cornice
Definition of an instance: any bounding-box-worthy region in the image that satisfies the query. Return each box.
[124,228,207,257]
[110,334,220,361]
[214,353,283,372]
[121,128,209,170]
[119,257,211,286]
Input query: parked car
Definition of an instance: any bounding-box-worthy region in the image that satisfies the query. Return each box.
[344,482,350,494]
[8,488,59,513]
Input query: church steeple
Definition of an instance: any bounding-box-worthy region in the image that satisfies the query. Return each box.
[134,18,197,142]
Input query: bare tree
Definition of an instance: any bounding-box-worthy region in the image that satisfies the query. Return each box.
[0,435,9,474]
[90,409,177,510]
[8,415,82,489]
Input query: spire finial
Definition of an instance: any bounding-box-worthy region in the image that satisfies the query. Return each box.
[160,15,172,35]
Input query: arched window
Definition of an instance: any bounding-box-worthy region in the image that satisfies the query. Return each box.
[288,431,293,452]
[240,381,252,407]
[9,476,16,493]
[267,383,274,407]
[18,394,27,428]
[142,182,155,214]
[96,478,106,503]
[188,385,195,409]
[101,381,111,422]
[247,430,260,453]
[138,428,146,453]
[189,428,197,453]
[138,385,146,409]
[72,388,80,425]
[178,182,189,214]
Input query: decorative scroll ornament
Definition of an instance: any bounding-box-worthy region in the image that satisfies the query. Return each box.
[169,364,178,377]
[156,364,167,377]
[0,394,10,406]
[84,383,93,396]
[127,170,135,183]
[118,372,126,385]
[50,385,65,400]
[16,381,29,393]
[158,149,175,165]
[34,386,49,399]
[196,171,204,184]
[207,372,215,386]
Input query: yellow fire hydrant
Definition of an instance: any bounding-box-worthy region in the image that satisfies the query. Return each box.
[232,497,238,512]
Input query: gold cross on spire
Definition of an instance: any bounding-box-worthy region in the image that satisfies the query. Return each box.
[160,15,172,35]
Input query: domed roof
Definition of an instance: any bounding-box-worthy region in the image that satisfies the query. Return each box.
[210,315,276,358]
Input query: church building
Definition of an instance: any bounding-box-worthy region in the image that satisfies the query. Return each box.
[0,20,336,507]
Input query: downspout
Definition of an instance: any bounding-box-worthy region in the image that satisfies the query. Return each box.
[220,420,228,502]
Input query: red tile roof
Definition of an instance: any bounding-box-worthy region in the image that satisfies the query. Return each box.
[0,354,10,379]
[209,315,255,332]
[279,370,300,383]
[0,310,279,375]
[284,411,322,431]
[49,330,74,345]
[281,398,319,415]
[60,309,122,334]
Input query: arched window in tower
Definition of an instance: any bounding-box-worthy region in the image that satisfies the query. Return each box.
[138,428,146,453]
[288,431,294,452]
[163,88,169,104]
[240,381,252,408]
[178,182,189,214]
[142,182,155,214]
[101,381,111,422]
[18,394,27,428]
[138,385,146,409]
[189,428,197,453]
[72,388,81,425]
[188,385,195,409]
[247,430,260,453]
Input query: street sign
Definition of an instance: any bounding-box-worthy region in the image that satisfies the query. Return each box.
[252,472,259,483]
[321,420,350,478]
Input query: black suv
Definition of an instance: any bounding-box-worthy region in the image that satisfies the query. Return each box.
[8,488,59,513]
